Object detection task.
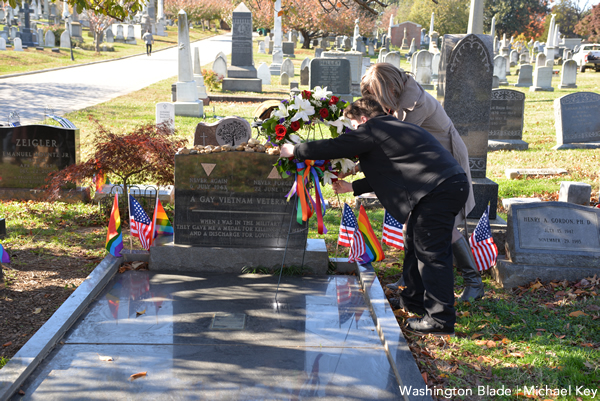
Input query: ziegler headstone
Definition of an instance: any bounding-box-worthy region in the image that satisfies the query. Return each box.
[174,152,307,249]
[553,92,600,150]
[309,58,352,100]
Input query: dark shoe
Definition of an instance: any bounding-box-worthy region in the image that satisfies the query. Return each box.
[453,236,485,302]
[389,297,426,315]
[404,317,454,336]
[386,277,405,290]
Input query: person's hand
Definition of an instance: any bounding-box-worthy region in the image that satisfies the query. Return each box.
[332,180,353,194]
[337,165,359,179]
[280,143,295,158]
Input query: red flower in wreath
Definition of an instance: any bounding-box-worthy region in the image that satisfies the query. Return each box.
[329,96,339,105]
[302,90,312,99]
[275,124,287,140]
[290,121,300,132]
[319,108,329,119]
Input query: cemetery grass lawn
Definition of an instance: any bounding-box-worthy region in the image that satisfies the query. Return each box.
[0,27,222,77]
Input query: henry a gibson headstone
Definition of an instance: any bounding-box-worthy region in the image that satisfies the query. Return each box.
[151,152,328,273]
[437,33,498,219]
[0,125,82,201]
[493,202,600,288]
[194,116,251,147]
[488,89,528,151]
[309,58,352,101]
[553,92,600,150]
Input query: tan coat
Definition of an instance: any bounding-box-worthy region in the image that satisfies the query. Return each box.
[393,76,476,222]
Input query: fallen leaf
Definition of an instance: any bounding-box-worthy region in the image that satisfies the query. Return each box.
[569,311,588,317]
[135,309,146,317]
[502,337,511,344]
[475,340,487,346]
[574,289,586,295]
[553,334,566,339]
[477,355,492,363]
[131,262,145,270]
[483,312,491,317]
[3,341,12,347]
[471,333,484,340]
[530,281,544,291]
[588,305,600,311]
[129,372,147,381]
[33,308,42,314]
[584,361,595,369]
[457,311,470,318]
[98,354,114,362]
[486,340,497,348]
[421,371,428,383]
[473,363,482,371]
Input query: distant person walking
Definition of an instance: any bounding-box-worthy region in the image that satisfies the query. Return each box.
[142,30,154,56]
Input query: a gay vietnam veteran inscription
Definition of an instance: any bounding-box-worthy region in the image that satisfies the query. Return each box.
[174,152,308,249]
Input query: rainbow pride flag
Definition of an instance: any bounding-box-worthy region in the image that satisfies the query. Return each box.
[106,193,123,257]
[357,205,385,263]
[0,243,10,263]
[153,199,173,237]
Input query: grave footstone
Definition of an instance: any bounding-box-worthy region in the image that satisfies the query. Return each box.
[222,3,261,93]
[281,58,294,77]
[505,168,567,180]
[529,66,553,91]
[488,89,528,151]
[493,202,600,288]
[309,58,352,102]
[194,116,251,147]
[437,33,497,219]
[558,59,577,89]
[0,125,83,202]
[512,64,532,87]
[559,181,591,205]
[155,102,175,133]
[553,92,600,150]
[256,62,271,85]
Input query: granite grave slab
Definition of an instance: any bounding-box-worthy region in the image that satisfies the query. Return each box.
[193,116,251,147]
[488,89,527,151]
[309,58,352,100]
[553,92,600,150]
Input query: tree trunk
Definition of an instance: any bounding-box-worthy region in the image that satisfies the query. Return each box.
[301,30,311,49]
[95,31,100,53]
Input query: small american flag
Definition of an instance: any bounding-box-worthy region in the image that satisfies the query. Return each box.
[129,195,154,250]
[338,203,357,247]
[469,205,498,271]
[382,210,404,250]
[349,230,367,263]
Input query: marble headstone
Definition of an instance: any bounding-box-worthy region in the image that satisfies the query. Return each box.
[281,58,294,77]
[280,72,289,85]
[529,66,553,92]
[59,30,70,48]
[513,64,533,87]
[44,30,55,47]
[194,116,251,147]
[0,37,5,50]
[493,55,508,85]
[13,37,23,51]
[155,102,175,133]
[414,50,434,90]
[558,59,577,89]
[488,89,527,151]
[212,57,227,78]
[383,51,401,70]
[553,92,600,150]
[256,62,271,85]
[300,66,309,86]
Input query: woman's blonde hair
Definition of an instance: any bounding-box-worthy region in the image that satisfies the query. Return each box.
[360,63,410,114]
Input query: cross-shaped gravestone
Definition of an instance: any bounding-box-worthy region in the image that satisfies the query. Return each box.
[18,1,36,46]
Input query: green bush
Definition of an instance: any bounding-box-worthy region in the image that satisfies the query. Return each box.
[202,69,223,91]
[78,42,115,52]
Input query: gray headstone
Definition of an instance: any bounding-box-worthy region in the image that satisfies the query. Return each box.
[227,3,256,79]
[488,89,528,151]
[529,66,554,91]
[0,125,79,190]
[212,57,227,78]
[510,50,518,66]
[106,28,114,43]
[281,58,294,77]
[0,37,5,51]
[535,52,546,67]
[322,51,363,86]
[194,116,251,147]
[282,41,294,56]
[493,55,508,85]
[257,41,265,54]
[505,202,600,268]
[300,57,311,71]
[174,153,307,249]
[300,66,309,86]
[314,48,323,58]
[309,58,351,95]
[414,50,433,90]
[13,37,23,51]
[513,64,533,87]
[257,62,271,85]
[559,181,592,205]
[553,92,600,150]
[216,51,227,62]
[115,24,124,40]
[437,34,497,219]
[558,59,577,89]
[59,30,70,48]
[384,51,401,69]
[155,102,175,132]
[280,71,289,85]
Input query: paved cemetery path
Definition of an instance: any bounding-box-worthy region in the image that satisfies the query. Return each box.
[0,34,233,125]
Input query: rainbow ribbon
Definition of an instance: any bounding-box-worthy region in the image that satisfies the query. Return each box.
[285,160,328,234]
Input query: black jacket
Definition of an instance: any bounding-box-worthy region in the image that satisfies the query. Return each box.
[294,114,465,222]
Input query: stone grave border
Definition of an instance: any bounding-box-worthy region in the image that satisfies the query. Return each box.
[0,253,427,400]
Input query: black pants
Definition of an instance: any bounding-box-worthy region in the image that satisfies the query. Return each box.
[146,44,152,55]
[400,174,469,329]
